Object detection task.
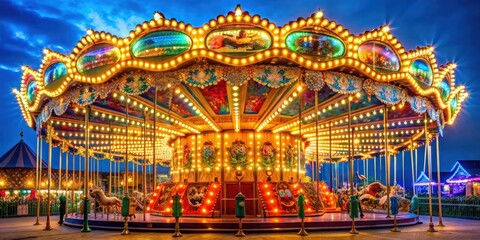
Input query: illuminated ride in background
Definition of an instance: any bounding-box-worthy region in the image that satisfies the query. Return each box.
[13,5,467,232]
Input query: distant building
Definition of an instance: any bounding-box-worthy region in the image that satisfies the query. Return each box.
[414,171,450,195]
[446,160,480,196]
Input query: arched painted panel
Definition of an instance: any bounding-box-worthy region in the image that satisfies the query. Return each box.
[131,30,192,61]
[76,44,121,76]
[358,41,400,73]
[285,31,345,60]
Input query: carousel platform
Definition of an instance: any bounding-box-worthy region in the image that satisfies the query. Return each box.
[64,212,419,232]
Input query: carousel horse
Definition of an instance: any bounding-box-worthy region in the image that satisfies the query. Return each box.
[356,172,367,181]
[76,194,95,217]
[89,188,122,220]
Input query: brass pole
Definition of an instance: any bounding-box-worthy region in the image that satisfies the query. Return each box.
[348,95,358,234]
[329,121,333,192]
[72,153,75,217]
[402,151,405,196]
[411,139,415,195]
[45,122,53,230]
[143,111,147,221]
[153,86,157,190]
[435,134,445,227]
[81,106,91,232]
[125,98,129,197]
[65,150,69,217]
[374,156,376,182]
[297,81,302,181]
[393,153,397,186]
[383,105,391,218]
[34,135,41,225]
[425,114,437,232]
[109,121,112,196]
[315,91,319,212]
[59,149,62,191]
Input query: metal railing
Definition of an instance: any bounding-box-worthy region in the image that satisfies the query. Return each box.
[0,200,60,218]
[418,196,480,219]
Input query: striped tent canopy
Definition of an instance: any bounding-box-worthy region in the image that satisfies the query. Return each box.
[0,139,46,168]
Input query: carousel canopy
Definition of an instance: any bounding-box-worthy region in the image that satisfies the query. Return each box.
[12,6,468,167]
[0,138,47,169]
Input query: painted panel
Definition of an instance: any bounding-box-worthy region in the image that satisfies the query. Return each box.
[409,59,433,89]
[358,42,400,73]
[281,90,316,116]
[131,30,192,61]
[43,62,67,90]
[285,31,345,60]
[450,97,458,114]
[76,44,121,76]
[244,81,271,114]
[438,79,450,102]
[198,80,230,114]
[27,81,38,105]
[206,27,272,56]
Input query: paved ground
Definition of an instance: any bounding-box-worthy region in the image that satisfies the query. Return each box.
[0,215,478,240]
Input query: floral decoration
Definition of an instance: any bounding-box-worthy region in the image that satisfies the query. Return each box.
[183,144,193,169]
[260,141,277,167]
[227,140,250,168]
[201,140,219,167]
[284,145,296,169]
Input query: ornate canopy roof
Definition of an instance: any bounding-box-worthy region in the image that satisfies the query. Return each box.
[13,6,468,163]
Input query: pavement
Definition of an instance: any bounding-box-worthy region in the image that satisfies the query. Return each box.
[0,215,478,240]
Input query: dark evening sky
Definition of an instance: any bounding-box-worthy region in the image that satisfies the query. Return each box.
[0,0,479,184]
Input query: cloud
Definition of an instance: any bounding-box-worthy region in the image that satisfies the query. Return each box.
[0,64,20,73]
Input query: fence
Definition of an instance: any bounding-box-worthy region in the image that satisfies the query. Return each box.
[0,200,61,218]
[418,196,480,219]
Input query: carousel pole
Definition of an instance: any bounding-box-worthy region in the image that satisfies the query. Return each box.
[425,114,436,232]
[34,135,41,225]
[383,105,391,218]
[296,80,303,182]
[393,153,397,186]
[411,139,416,195]
[81,106,91,232]
[423,144,427,174]
[374,156,376,181]
[315,89,320,212]
[379,155,382,184]
[143,111,147,221]
[109,120,112,196]
[347,95,358,234]
[72,153,75,216]
[125,98,129,197]
[402,151,405,196]
[65,149,69,217]
[329,121,333,192]
[45,122,53,230]
[435,134,445,227]
[153,86,157,190]
[364,158,370,184]
[121,97,131,235]
[415,148,418,181]
[59,148,62,191]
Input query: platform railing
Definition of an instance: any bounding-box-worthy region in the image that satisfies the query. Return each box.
[0,199,61,218]
[418,196,480,219]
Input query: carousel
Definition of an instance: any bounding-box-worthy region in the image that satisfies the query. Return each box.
[14,5,467,233]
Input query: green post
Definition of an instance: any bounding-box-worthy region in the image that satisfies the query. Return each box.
[349,195,359,234]
[172,193,182,237]
[121,196,130,235]
[297,193,308,236]
[81,197,91,232]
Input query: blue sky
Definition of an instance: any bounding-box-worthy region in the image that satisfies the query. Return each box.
[0,0,479,180]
